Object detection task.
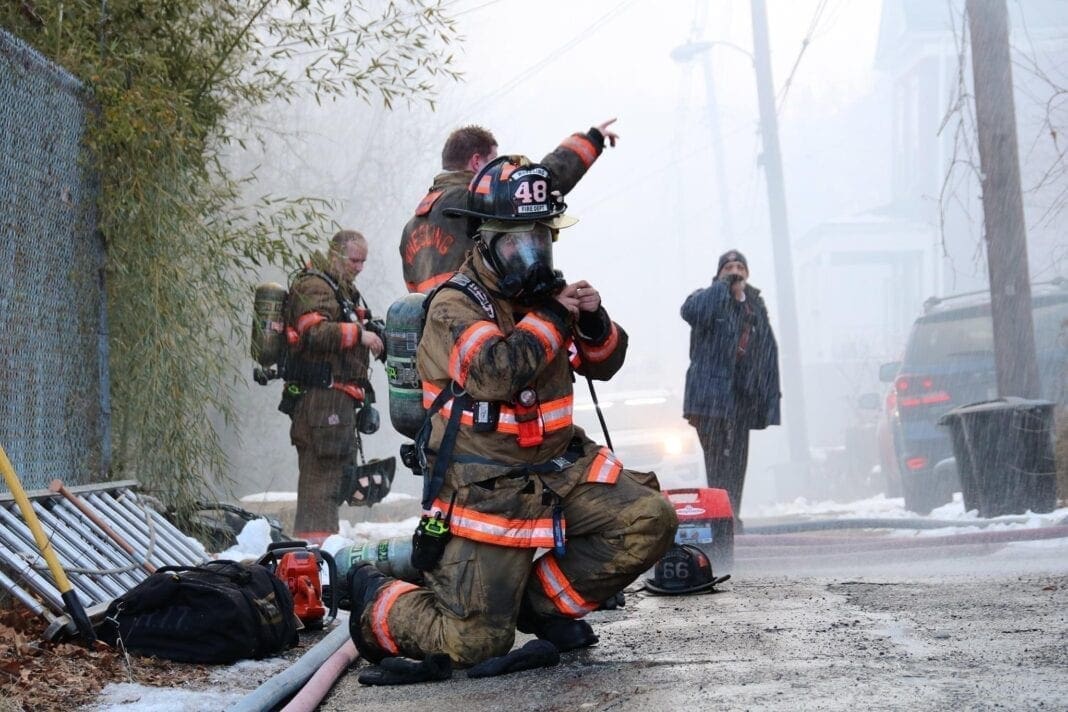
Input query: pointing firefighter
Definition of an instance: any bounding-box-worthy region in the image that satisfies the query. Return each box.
[346,157,678,683]
[282,230,392,544]
[399,119,620,294]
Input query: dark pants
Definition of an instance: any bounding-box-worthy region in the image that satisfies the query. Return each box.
[691,415,751,520]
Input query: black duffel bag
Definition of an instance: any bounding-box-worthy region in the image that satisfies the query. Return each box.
[98,560,298,663]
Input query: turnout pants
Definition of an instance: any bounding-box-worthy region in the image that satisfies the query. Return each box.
[355,468,677,666]
[289,388,358,539]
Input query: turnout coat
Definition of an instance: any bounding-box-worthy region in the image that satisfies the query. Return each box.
[681,279,781,429]
[417,253,629,548]
[400,127,611,294]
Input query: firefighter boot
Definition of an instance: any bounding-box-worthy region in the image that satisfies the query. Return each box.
[516,599,598,652]
[346,562,392,663]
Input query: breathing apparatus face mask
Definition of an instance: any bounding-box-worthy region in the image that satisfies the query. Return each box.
[481,223,563,303]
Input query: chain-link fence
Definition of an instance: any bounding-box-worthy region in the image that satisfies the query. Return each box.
[0,29,108,492]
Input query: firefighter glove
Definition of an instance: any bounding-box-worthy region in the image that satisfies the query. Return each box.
[466,640,561,679]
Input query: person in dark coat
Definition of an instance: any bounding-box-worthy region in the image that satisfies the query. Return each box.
[681,249,781,523]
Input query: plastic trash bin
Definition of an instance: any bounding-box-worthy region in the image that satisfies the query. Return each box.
[938,397,1057,517]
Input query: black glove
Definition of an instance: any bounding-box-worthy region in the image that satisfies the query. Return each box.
[466,640,560,679]
[357,653,453,686]
[596,591,626,611]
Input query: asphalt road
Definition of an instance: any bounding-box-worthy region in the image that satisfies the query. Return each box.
[320,534,1068,712]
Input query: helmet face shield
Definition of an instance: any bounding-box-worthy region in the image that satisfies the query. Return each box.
[490,225,554,277]
[480,223,561,302]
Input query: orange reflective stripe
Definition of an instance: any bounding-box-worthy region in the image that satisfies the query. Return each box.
[414,190,444,217]
[331,382,365,402]
[408,272,453,294]
[339,322,360,349]
[295,312,326,336]
[371,580,419,655]
[430,498,555,548]
[422,383,573,435]
[534,553,596,617]
[515,313,563,359]
[541,397,574,431]
[448,321,504,385]
[586,447,622,484]
[473,174,492,194]
[560,134,598,168]
[579,323,619,363]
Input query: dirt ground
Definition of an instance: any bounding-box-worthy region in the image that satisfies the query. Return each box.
[320,541,1068,711]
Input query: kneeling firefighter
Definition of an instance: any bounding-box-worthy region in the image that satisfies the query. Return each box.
[341,156,678,684]
[274,229,394,544]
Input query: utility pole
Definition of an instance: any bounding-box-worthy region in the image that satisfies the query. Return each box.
[669,37,736,242]
[967,0,1040,398]
[750,0,810,468]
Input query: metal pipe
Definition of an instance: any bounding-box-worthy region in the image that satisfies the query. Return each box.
[50,479,156,573]
[0,539,64,610]
[111,492,199,562]
[0,444,94,644]
[88,492,186,566]
[45,500,144,592]
[30,501,131,600]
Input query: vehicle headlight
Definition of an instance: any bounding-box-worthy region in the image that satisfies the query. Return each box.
[662,432,684,456]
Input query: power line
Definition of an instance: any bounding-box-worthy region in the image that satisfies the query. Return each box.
[775,0,831,115]
[454,0,639,122]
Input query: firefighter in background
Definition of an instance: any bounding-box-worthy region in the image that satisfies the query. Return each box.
[283,230,385,544]
[347,157,677,683]
[399,118,620,294]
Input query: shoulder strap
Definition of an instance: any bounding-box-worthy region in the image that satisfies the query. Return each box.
[425,271,496,321]
[299,267,358,322]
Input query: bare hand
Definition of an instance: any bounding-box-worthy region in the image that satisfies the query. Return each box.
[554,284,581,319]
[362,330,384,358]
[596,118,619,148]
[557,281,600,317]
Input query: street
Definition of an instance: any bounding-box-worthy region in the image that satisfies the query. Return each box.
[320,533,1068,711]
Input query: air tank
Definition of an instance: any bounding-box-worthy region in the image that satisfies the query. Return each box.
[251,282,287,367]
[333,537,422,585]
[385,293,427,438]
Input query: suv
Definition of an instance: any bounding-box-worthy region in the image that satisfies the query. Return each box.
[880,279,1068,513]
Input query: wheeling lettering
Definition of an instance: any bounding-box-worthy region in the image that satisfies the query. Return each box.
[404,225,455,264]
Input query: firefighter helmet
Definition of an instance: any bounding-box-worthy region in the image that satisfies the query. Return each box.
[443,154,576,229]
[643,544,730,595]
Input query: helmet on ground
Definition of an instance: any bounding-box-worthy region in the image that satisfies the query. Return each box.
[443,154,576,230]
[643,543,730,595]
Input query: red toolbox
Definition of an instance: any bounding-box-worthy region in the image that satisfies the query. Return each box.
[663,488,734,572]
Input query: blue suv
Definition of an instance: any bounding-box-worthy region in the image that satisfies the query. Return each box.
[880,280,1068,514]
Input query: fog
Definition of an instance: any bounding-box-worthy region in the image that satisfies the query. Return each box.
[221,0,1068,519]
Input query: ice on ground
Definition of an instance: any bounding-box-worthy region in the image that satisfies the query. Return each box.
[754,490,1068,544]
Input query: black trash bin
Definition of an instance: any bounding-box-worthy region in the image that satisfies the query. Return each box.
[938,398,1057,518]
